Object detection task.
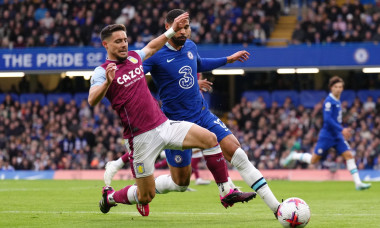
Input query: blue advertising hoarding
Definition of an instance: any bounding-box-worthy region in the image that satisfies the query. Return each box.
[0,43,379,72]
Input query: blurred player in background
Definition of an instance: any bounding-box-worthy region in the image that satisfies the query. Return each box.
[89,13,228,217]
[283,76,371,191]
[105,9,280,215]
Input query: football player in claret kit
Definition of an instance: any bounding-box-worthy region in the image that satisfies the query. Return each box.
[89,12,230,217]
[104,9,281,216]
[283,76,371,191]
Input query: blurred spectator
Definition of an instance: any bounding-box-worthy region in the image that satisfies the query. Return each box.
[0,0,282,48]
[292,0,380,45]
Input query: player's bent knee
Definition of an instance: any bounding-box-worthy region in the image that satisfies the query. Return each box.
[203,132,217,148]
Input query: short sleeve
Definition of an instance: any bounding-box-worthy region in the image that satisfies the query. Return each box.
[90,66,106,87]
[134,50,146,62]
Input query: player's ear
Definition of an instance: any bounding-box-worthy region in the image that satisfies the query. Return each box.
[102,40,108,49]
[165,23,171,30]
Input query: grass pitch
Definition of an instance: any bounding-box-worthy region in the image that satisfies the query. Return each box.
[0,180,379,228]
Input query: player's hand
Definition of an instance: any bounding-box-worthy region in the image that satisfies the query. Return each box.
[227,50,250,63]
[198,79,213,92]
[342,128,352,140]
[105,63,117,85]
[171,12,189,32]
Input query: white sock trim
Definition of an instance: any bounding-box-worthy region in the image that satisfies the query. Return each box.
[202,145,222,155]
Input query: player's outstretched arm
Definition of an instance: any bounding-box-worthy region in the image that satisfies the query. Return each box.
[88,63,116,106]
[141,12,189,61]
[226,50,250,63]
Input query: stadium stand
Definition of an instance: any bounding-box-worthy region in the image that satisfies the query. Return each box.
[0,0,280,48]
[1,90,379,171]
[290,0,380,45]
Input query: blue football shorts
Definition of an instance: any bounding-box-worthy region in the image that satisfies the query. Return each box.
[165,109,232,168]
[314,136,351,157]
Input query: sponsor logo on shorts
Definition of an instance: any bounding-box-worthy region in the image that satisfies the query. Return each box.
[170,121,181,125]
[135,163,145,174]
[175,155,183,164]
[317,148,323,154]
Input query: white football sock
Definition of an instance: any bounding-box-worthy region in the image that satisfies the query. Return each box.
[217,182,232,197]
[292,153,312,164]
[114,157,125,168]
[127,185,138,204]
[155,174,187,194]
[231,148,280,212]
[228,177,237,189]
[346,158,361,186]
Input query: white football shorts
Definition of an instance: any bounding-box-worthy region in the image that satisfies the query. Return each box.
[125,120,194,178]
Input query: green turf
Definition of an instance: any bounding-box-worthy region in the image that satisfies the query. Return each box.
[0,180,379,227]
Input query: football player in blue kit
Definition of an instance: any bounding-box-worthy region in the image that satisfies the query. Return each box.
[283,76,371,191]
[142,9,280,214]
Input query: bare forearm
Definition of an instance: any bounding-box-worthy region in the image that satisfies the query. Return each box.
[143,33,170,59]
[88,82,110,106]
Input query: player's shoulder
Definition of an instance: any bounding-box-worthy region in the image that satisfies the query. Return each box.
[185,39,197,49]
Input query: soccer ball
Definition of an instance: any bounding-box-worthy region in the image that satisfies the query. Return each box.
[277,197,311,228]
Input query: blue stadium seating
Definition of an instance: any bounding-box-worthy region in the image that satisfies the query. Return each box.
[101,98,111,106]
[271,90,299,107]
[74,93,89,107]
[46,93,72,104]
[0,94,4,104]
[20,93,46,106]
[340,90,356,107]
[242,91,271,107]
[357,90,380,103]
[0,93,21,104]
[300,90,327,108]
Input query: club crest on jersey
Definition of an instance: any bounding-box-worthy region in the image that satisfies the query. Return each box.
[128,56,138,64]
[135,163,145,174]
[187,51,193,60]
[174,155,183,164]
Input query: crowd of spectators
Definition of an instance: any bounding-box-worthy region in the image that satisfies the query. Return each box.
[1,92,380,171]
[227,94,380,170]
[0,94,126,171]
[0,0,281,48]
[291,0,380,45]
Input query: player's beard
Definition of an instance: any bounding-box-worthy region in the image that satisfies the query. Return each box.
[171,36,187,46]
[116,55,128,62]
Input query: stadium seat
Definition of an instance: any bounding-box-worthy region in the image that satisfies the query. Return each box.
[46,93,72,104]
[74,93,89,107]
[357,90,380,103]
[300,90,327,108]
[271,90,299,107]
[20,93,46,106]
[0,94,5,104]
[0,94,18,104]
[340,90,356,107]
[101,98,111,106]
[242,91,271,107]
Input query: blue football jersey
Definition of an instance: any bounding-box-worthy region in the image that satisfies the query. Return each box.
[319,93,344,139]
[143,40,207,122]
